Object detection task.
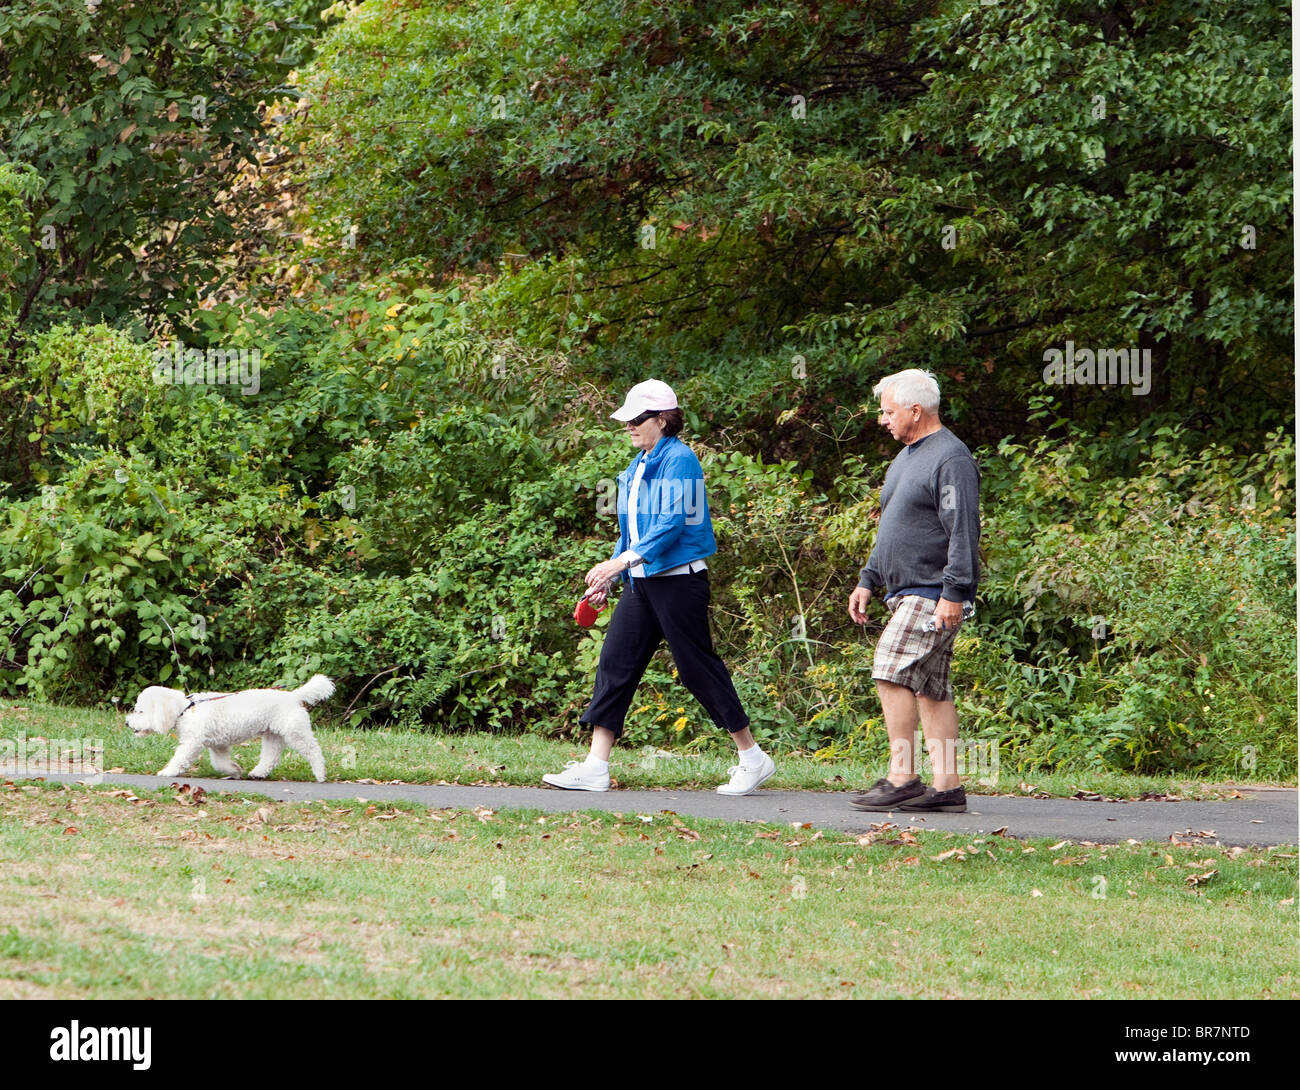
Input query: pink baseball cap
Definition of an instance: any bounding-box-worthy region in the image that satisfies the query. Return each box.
[611,379,678,421]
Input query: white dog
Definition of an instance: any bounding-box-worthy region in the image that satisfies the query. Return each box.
[126,675,335,782]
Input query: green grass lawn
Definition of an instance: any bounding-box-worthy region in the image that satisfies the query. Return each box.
[0,781,1294,999]
[1,700,1288,799]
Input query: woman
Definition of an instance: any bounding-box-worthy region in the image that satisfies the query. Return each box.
[543,379,776,795]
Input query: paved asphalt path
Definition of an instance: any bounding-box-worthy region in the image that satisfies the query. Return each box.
[10,771,1296,847]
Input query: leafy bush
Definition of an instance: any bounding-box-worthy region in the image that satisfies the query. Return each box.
[965,418,1295,779]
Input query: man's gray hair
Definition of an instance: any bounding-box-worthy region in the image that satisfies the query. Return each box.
[873,368,941,413]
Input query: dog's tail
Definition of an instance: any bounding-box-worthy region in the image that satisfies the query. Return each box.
[292,674,335,706]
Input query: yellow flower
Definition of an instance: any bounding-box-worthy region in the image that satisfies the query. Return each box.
[673,716,687,732]
[385,303,406,318]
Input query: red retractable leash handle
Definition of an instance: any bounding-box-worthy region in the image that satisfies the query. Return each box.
[573,589,609,627]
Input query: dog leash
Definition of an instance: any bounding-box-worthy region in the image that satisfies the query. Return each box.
[178,693,232,719]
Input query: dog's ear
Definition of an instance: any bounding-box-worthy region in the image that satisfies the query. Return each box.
[158,689,188,728]
[136,687,184,733]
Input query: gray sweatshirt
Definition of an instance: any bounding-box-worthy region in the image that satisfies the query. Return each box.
[857,427,981,602]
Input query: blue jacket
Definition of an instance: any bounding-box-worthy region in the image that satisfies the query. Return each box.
[612,436,717,579]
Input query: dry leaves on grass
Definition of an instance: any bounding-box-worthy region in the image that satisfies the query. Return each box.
[856,823,919,849]
[171,784,207,806]
[931,841,999,863]
[105,789,153,807]
[671,822,702,842]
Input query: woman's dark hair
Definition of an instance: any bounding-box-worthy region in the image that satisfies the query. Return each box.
[659,407,684,437]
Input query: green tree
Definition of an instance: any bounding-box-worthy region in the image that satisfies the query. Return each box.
[289,0,1292,450]
[0,0,329,339]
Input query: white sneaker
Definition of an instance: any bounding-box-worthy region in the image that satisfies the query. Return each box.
[716,754,776,796]
[542,761,610,792]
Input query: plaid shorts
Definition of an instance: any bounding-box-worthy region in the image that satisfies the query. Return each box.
[872,595,965,702]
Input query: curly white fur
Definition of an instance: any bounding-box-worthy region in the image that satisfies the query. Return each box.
[126,675,335,782]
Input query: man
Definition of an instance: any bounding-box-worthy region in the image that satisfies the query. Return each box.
[847,369,980,813]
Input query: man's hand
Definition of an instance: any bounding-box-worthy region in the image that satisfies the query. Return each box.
[929,597,963,631]
[848,586,872,625]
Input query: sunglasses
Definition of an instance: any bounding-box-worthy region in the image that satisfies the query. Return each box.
[627,410,661,426]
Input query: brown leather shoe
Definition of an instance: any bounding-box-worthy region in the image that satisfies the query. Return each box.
[849,777,926,811]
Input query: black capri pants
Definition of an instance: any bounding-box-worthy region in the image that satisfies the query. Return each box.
[579,570,750,740]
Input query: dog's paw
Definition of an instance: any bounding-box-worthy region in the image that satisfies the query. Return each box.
[247,772,267,781]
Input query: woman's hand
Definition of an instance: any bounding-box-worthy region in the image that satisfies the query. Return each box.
[585,558,627,594]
